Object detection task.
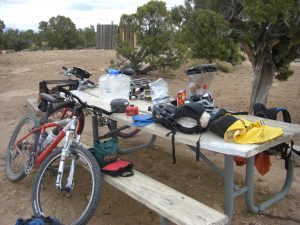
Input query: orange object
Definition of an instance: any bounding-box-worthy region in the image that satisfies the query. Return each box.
[177,90,186,107]
[234,152,272,176]
[255,152,272,176]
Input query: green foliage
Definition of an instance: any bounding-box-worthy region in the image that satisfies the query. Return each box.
[116,0,188,74]
[78,25,96,48]
[215,60,234,73]
[177,0,300,80]
[38,15,82,49]
[1,16,95,51]
[2,28,38,51]
[0,19,5,49]
[183,9,242,63]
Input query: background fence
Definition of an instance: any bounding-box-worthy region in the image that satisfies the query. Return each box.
[96,24,136,49]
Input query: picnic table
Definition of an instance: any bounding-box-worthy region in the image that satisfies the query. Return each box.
[71,88,300,225]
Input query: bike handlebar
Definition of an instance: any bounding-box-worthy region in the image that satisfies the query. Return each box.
[62,66,96,86]
[58,86,113,116]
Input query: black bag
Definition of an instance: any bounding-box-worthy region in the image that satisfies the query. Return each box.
[253,103,300,169]
[152,102,207,163]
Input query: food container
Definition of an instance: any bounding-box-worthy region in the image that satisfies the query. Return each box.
[186,64,217,98]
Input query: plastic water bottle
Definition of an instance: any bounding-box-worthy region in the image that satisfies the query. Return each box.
[99,69,131,102]
[42,128,59,150]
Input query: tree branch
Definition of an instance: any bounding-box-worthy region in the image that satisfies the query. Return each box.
[240,42,255,65]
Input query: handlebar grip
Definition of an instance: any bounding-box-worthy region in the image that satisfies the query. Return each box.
[62,66,68,71]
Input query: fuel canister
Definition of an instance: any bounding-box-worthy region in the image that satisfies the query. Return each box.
[126,104,139,116]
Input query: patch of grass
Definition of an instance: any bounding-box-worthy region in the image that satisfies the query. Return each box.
[215,60,234,73]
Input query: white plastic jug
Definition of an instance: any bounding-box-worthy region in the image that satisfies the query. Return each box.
[98,69,131,102]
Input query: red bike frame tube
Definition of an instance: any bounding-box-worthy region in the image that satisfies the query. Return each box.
[14,127,40,148]
[35,130,66,166]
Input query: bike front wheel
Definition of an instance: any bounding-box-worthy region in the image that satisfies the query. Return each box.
[5,114,40,182]
[32,144,101,225]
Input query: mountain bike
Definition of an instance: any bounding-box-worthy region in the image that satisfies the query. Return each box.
[42,66,140,138]
[6,87,111,225]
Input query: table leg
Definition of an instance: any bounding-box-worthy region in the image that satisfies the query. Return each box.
[159,216,171,225]
[92,115,99,145]
[245,156,294,213]
[224,155,234,225]
[108,119,157,154]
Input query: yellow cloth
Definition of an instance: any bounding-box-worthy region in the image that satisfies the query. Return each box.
[224,118,283,144]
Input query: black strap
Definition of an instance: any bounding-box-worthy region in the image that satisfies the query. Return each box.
[268,107,291,123]
[281,143,292,170]
[166,130,177,164]
[196,135,201,161]
[291,140,300,157]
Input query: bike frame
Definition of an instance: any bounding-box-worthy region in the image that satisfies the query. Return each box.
[13,117,78,167]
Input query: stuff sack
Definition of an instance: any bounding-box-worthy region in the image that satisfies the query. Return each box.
[15,216,62,225]
[101,160,134,177]
[93,137,119,167]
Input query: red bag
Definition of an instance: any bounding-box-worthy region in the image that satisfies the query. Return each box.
[234,152,272,176]
[101,160,134,177]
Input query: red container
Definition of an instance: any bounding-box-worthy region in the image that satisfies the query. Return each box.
[126,104,139,116]
[177,90,186,107]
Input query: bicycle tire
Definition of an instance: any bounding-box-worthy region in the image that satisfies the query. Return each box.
[5,114,40,182]
[40,101,85,135]
[32,144,101,225]
[40,101,76,124]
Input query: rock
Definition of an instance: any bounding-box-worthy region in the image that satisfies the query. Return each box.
[257,177,265,182]
[289,207,295,212]
[287,193,295,199]
[10,190,16,196]
[103,209,110,215]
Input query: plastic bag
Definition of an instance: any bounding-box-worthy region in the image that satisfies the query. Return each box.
[148,78,173,104]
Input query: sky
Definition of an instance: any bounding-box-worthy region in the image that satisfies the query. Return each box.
[0,0,184,31]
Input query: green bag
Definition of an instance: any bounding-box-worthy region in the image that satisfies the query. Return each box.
[94,137,119,167]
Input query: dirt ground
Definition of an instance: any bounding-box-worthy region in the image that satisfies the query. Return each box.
[0,49,299,225]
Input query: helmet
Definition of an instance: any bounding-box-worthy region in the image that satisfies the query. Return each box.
[152,103,177,129]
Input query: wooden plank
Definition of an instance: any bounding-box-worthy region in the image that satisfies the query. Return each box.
[104,170,228,225]
[70,89,300,158]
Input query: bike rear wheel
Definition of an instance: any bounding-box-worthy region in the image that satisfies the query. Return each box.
[32,144,101,225]
[5,114,39,182]
[41,101,76,124]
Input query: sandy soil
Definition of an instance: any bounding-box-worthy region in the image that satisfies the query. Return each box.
[0,49,299,225]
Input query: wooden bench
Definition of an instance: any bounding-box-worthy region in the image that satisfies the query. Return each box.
[103,169,228,225]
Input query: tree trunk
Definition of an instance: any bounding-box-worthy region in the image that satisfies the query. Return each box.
[249,53,275,114]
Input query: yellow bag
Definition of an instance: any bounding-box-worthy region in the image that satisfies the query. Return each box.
[224,118,283,144]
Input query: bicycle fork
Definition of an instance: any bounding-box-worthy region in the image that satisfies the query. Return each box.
[56,117,78,191]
